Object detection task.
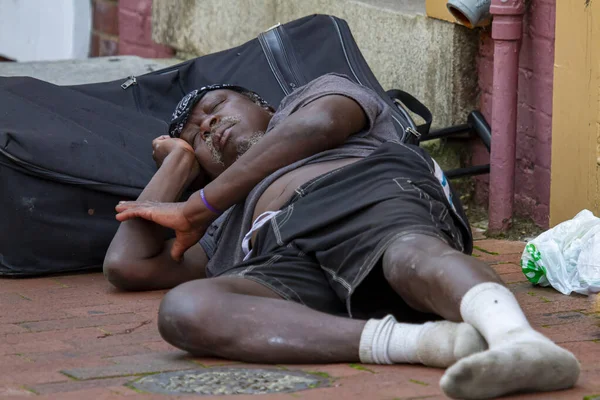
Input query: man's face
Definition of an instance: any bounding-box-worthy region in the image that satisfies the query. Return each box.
[179,89,273,178]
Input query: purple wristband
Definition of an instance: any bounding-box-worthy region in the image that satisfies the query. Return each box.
[200,189,222,215]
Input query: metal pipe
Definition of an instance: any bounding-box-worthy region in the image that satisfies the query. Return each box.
[468,110,492,152]
[422,124,471,141]
[488,0,525,233]
[446,0,492,28]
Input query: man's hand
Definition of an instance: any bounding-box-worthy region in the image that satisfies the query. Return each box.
[152,136,201,187]
[115,201,208,262]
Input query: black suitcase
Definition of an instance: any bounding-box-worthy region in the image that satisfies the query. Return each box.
[0,14,431,277]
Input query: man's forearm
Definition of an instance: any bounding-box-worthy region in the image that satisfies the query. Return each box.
[206,113,336,206]
[107,151,196,260]
[183,96,365,225]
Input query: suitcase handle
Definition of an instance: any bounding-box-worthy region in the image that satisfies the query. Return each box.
[386,89,432,138]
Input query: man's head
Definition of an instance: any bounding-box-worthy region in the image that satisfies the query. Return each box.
[169,85,274,177]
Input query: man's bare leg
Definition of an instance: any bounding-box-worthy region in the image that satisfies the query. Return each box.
[381,234,580,399]
[158,277,362,363]
[157,276,484,365]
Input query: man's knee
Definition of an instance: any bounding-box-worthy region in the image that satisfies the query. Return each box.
[383,234,456,283]
[103,256,150,291]
[382,234,467,308]
[381,234,462,315]
[157,280,234,353]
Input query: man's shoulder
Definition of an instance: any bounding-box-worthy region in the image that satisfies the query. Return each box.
[273,73,382,117]
[275,74,358,108]
[304,72,355,86]
[291,73,359,99]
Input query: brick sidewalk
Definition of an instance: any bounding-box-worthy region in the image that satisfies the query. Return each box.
[1,239,599,399]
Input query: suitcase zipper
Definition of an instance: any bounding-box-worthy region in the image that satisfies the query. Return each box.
[121,75,137,89]
[0,147,143,191]
[273,27,305,89]
[328,16,416,140]
[121,75,143,113]
[329,17,364,88]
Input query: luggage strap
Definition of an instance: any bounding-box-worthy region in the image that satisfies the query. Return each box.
[386,89,432,139]
[259,27,303,95]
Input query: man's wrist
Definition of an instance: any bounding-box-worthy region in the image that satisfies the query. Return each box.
[182,189,219,228]
[134,148,198,204]
[164,149,198,181]
[165,147,195,165]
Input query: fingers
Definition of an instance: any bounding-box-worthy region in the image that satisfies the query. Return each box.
[170,241,185,263]
[115,208,153,222]
[170,232,203,262]
[152,135,169,148]
[115,201,145,212]
[115,201,155,222]
[152,135,171,149]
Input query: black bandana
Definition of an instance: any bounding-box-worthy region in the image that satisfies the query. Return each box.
[168,84,270,138]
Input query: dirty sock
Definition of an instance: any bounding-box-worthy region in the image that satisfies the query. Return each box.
[441,282,580,399]
[358,314,487,367]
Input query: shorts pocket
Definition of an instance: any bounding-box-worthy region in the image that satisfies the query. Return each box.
[394,177,462,249]
[393,177,444,200]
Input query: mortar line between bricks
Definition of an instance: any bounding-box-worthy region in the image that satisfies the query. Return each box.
[15,311,139,326]
[19,386,39,395]
[13,324,113,335]
[49,279,70,288]
[60,369,187,381]
[123,383,146,395]
[472,245,499,255]
[92,31,119,41]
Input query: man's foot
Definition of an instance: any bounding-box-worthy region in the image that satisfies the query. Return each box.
[440,329,580,399]
[416,321,487,368]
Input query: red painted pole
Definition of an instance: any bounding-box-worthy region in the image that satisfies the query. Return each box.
[488,0,526,233]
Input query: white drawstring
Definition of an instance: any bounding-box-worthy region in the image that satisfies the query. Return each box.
[242,210,281,261]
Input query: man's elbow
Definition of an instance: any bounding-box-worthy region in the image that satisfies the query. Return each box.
[302,97,367,144]
[103,255,152,291]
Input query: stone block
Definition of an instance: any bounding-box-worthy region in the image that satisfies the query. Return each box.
[0,56,178,86]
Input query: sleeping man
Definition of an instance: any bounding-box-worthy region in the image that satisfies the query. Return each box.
[103,73,579,399]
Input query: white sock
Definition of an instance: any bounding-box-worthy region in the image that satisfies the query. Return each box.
[359,314,487,367]
[459,282,539,345]
[359,315,416,364]
[440,282,580,399]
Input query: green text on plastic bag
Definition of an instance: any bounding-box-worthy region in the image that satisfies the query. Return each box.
[521,243,547,285]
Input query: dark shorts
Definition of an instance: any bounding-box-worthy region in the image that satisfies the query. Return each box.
[214,142,472,319]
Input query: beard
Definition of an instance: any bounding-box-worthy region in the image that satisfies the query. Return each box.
[205,135,225,166]
[235,131,264,159]
[205,128,265,166]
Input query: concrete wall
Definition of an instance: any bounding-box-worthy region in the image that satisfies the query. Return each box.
[473,0,555,228]
[0,0,91,61]
[152,0,479,129]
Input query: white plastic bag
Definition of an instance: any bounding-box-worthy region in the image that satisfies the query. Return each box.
[521,209,600,295]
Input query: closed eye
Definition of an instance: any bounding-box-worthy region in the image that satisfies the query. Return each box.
[211,99,224,113]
